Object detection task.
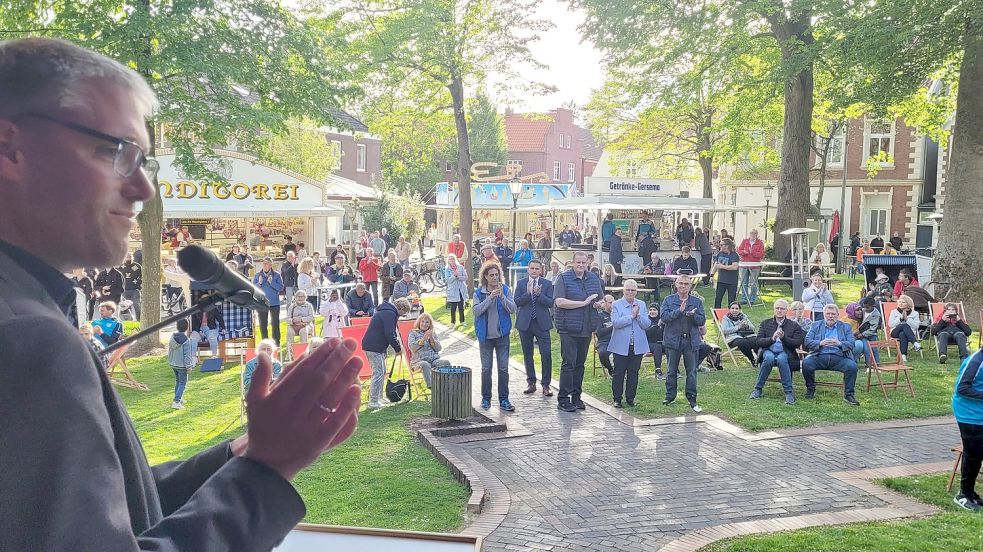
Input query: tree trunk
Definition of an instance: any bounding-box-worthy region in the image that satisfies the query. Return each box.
[932,24,983,314]
[448,72,475,295]
[772,35,814,260]
[699,155,714,200]
[814,152,827,212]
[134,121,163,355]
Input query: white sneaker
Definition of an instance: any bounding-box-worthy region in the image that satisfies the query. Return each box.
[691,404,703,413]
[913,342,922,352]
[171,401,183,409]
[902,354,908,363]
[367,401,383,409]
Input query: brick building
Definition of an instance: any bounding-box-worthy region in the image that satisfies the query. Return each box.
[322,109,382,188]
[718,116,940,254]
[502,107,599,193]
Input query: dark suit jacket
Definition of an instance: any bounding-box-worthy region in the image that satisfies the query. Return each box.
[0,249,304,551]
[514,276,555,334]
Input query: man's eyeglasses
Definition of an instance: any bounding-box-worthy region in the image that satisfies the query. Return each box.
[13,112,160,179]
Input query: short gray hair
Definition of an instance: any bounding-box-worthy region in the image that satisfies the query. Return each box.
[0,38,157,118]
[393,298,412,315]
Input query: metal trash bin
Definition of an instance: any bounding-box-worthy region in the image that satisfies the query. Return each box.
[432,366,472,420]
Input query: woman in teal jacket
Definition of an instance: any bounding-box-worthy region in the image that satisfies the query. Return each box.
[953,351,983,511]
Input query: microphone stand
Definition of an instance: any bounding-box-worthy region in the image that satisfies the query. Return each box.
[98,291,238,357]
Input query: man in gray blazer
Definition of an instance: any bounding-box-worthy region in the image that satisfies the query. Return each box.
[0,38,362,551]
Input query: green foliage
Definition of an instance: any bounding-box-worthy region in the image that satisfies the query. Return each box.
[462,92,507,166]
[116,356,467,532]
[260,117,339,181]
[360,187,426,244]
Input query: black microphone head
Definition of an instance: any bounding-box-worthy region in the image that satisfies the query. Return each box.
[177,245,222,283]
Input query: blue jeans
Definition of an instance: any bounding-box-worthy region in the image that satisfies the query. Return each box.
[193,328,220,356]
[755,349,793,393]
[479,335,511,402]
[853,339,880,365]
[172,367,189,402]
[739,267,761,303]
[802,353,858,396]
[665,347,698,404]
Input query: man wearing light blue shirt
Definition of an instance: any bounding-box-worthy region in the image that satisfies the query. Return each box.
[803,304,860,405]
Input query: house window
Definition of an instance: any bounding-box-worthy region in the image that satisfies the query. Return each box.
[816,128,845,167]
[625,160,640,178]
[330,140,342,170]
[444,160,453,172]
[864,120,895,166]
[356,144,366,172]
[506,159,522,176]
[567,162,575,182]
[559,133,564,147]
[553,161,561,181]
[868,209,887,236]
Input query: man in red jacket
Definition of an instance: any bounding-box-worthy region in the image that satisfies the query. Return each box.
[737,229,765,305]
[358,247,384,305]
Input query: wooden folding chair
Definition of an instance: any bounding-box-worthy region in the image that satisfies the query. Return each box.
[338,325,375,390]
[866,340,915,398]
[105,344,149,391]
[928,302,968,352]
[879,301,923,359]
[948,444,965,492]
[397,320,430,401]
[349,316,372,327]
[711,308,748,368]
[289,342,309,362]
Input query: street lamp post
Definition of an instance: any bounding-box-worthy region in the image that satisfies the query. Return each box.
[763,182,775,241]
[509,177,522,253]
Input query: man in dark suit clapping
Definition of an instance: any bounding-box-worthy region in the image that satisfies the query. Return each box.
[515,259,555,396]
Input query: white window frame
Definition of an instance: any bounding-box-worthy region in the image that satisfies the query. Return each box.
[330,140,342,170]
[567,162,575,182]
[445,160,453,172]
[815,127,845,168]
[868,209,888,236]
[356,143,366,172]
[863,119,895,168]
[559,133,564,147]
[861,191,892,238]
[553,161,561,181]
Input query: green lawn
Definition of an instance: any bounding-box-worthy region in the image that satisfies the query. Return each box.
[117,355,469,532]
[423,274,973,431]
[701,473,983,551]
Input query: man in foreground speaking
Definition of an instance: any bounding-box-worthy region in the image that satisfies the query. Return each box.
[0,37,362,550]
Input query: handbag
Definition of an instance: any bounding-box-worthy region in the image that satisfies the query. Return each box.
[385,355,411,403]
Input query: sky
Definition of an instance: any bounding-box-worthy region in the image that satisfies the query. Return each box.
[494,0,606,116]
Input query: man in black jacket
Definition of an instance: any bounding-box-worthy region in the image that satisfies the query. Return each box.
[935,303,973,363]
[609,227,625,273]
[0,38,362,551]
[362,297,412,408]
[749,299,805,404]
[118,252,142,321]
[94,265,124,305]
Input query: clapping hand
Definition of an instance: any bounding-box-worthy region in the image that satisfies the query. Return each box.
[236,337,361,481]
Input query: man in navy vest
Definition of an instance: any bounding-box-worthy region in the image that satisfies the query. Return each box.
[553,251,604,412]
[515,259,555,396]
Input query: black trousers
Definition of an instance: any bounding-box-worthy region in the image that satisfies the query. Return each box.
[612,345,643,402]
[714,282,737,308]
[519,328,552,386]
[728,337,758,363]
[257,305,281,345]
[701,254,713,284]
[448,301,466,324]
[597,348,613,374]
[959,422,983,496]
[558,334,591,403]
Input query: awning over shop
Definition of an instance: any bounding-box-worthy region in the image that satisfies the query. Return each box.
[514,196,744,213]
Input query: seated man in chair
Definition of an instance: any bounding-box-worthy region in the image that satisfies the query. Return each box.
[749,299,804,404]
[934,302,973,363]
[802,304,860,406]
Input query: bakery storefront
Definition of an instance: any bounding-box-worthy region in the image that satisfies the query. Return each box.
[146,150,346,260]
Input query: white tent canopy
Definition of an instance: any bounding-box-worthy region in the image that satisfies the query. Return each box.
[514,195,744,213]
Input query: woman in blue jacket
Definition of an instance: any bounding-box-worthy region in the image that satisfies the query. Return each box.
[473,262,517,411]
[660,275,706,412]
[953,351,983,511]
[511,239,534,282]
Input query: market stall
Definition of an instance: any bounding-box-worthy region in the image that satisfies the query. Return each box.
[137,149,352,265]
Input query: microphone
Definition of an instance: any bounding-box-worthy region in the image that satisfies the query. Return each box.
[177,245,270,311]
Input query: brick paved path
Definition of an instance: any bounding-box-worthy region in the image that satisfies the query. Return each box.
[430,327,958,551]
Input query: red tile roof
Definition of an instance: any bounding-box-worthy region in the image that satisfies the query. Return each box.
[505,114,553,152]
